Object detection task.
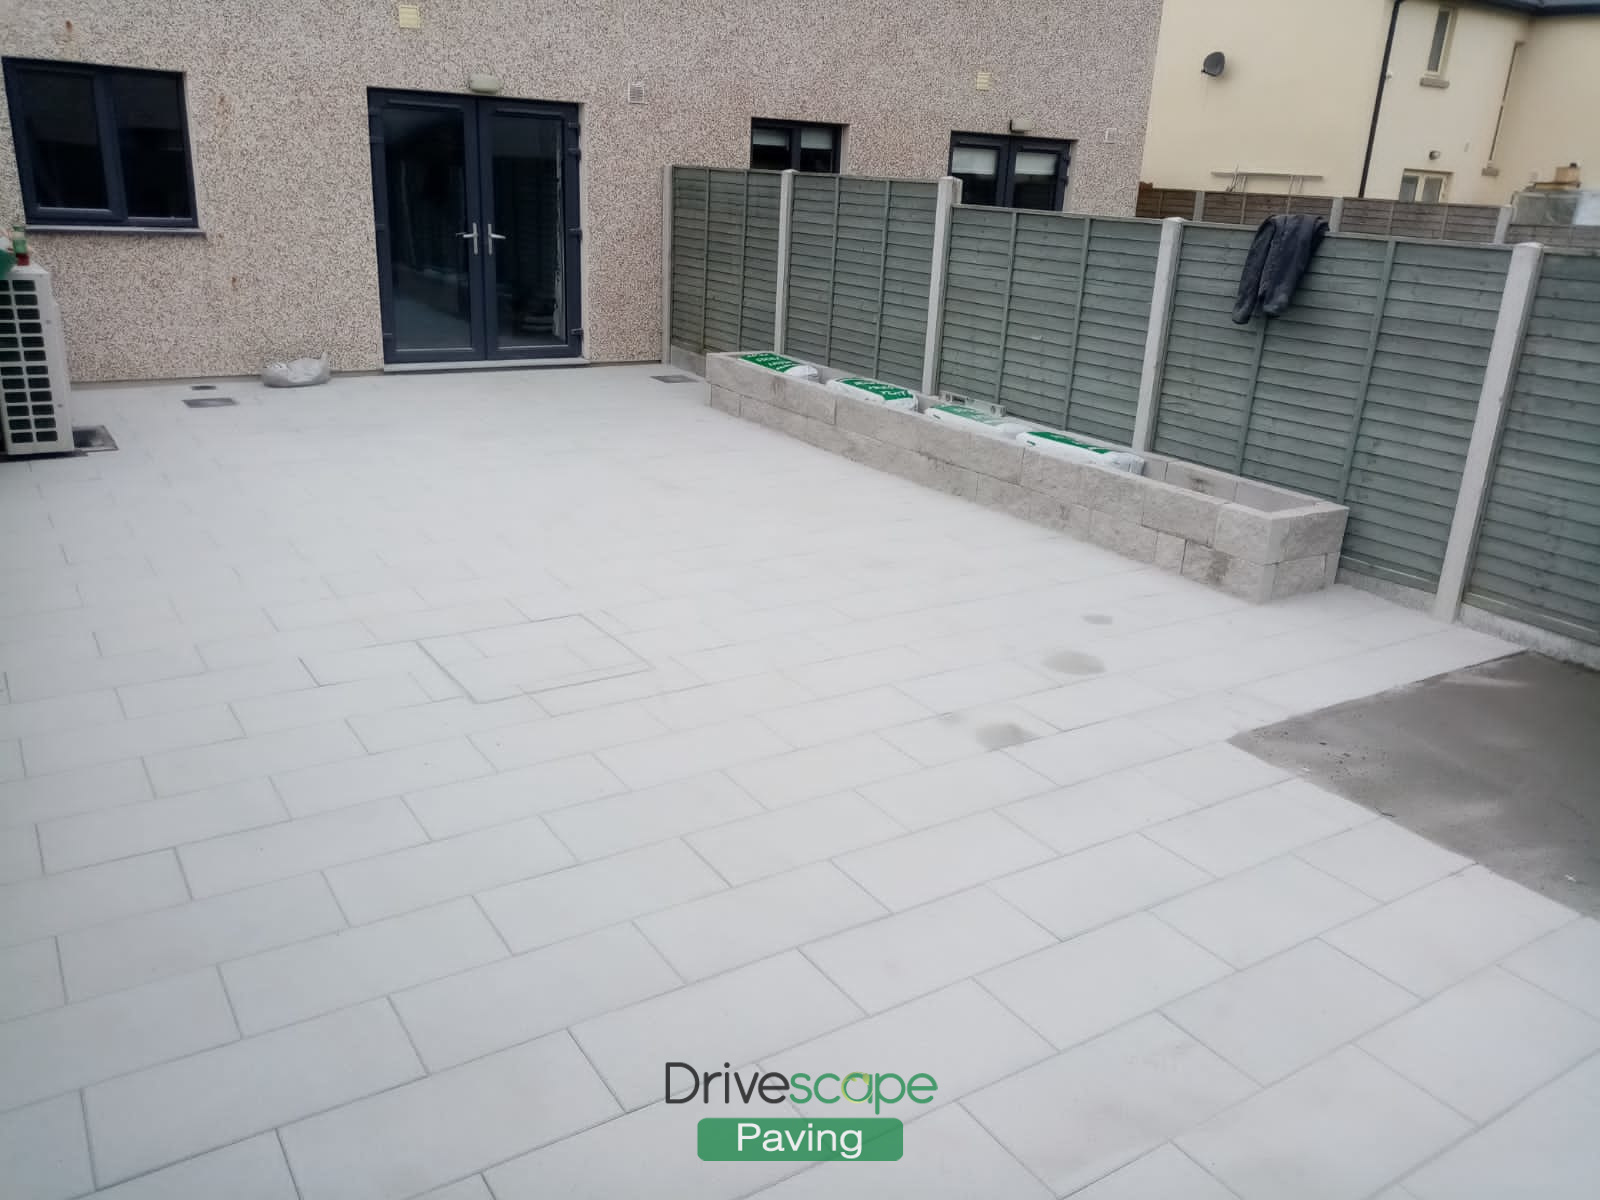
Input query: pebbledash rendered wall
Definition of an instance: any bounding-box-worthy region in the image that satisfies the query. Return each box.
[667,166,1600,663]
[0,0,1160,382]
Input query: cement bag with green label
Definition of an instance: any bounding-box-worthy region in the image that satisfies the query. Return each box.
[826,377,918,410]
[1018,430,1144,474]
[738,352,819,379]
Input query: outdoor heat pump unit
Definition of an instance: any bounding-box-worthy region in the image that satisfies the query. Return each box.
[0,264,74,456]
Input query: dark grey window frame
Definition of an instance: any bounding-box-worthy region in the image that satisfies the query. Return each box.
[749,119,842,173]
[3,57,199,229]
[948,132,1073,211]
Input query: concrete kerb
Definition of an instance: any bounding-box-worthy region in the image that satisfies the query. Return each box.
[704,352,1348,603]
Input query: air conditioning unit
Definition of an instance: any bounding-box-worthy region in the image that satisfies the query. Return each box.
[0,264,73,456]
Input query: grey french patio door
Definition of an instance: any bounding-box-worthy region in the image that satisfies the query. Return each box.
[369,89,582,364]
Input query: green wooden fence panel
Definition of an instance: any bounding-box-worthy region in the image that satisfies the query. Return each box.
[784,175,937,389]
[936,207,1155,442]
[1465,251,1600,645]
[668,166,781,354]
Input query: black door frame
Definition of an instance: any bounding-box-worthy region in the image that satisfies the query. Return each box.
[369,88,584,364]
[948,131,1073,211]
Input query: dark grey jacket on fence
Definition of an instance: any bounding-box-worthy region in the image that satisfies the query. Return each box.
[1232,214,1330,324]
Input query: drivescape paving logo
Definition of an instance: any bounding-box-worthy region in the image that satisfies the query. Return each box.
[667,1061,937,1161]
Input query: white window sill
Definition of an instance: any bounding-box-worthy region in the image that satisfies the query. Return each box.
[24,225,204,236]
[1419,75,1451,89]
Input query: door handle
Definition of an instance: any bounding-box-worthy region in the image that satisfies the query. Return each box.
[458,222,479,254]
[487,224,508,256]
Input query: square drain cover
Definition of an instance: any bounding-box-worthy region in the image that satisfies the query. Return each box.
[651,374,695,384]
[73,426,118,453]
[183,396,237,408]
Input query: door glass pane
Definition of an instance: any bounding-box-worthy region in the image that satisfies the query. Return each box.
[950,145,999,206]
[797,126,838,172]
[1421,175,1445,203]
[1398,173,1420,203]
[382,105,474,353]
[109,72,192,219]
[17,69,108,211]
[750,125,791,170]
[488,112,564,350]
[1011,150,1060,210]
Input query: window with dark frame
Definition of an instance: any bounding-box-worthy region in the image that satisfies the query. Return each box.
[749,120,841,173]
[3,58,197,228]
[948,133,1072,211]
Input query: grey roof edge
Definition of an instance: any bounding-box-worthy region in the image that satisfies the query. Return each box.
[1475,0,1600,15]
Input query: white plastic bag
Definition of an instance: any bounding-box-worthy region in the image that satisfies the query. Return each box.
[262,354,330,388]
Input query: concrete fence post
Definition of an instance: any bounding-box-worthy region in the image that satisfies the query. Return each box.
[1433,241,1543,622]
[660,164,674,364]
[1132,216,1185,452]
[1492,205,1514,244]
[1192,190,1206,222]
[920,175,961,395]
[1328,196,1345,233]
[772,169,797,353]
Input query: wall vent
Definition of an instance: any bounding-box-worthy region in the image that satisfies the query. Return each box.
[0,266,74,456]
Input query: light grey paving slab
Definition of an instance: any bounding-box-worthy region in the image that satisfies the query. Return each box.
[394,923,680,1071]
[413,1179,492,1200]
[117,659,312,720]
[544,770,759,860]
[765,980,1052,1119]
[8,646,204,704]
[0,938,64,1021]
[804,887,1055,1014]
[1360,967,1600,1120]
[87,1133,297,1200]
[856,751,1056,829]
[596,717,793,789]
[1016,675,1177,732]
[1403,1052,1600,1199]
[23,704,242,777]
[783,647,929,700]
[1178,1046,1470,1200]
[759,687,931,749]
[1069,1144,1239,1200]
[993,833,1212,939]
[145,720,366,797]
[983,913,1231,1050]
[637,861,884,980]
[59,872,345,1000]
[1165,940,1417,1084]
[0,852,188,948]
[965,1014,1256,1196]
[897,661,1059,714]
[1133,742,1290,808]
[0,1095,91,1200]
[726,734,921,808]
[1001,768,1199,856]
[85,998,422,1185]
[0,968,237,1111]
[280,1032,618,1200]
[325,815,572,924]
[403,753,625,838]
[179,797,426,898]
[1326,865,1578,996]
[1502,917,1600,1019]
[1146,780,1376,876]
[478,838,726,952]
[0,824,39,884]
[38,778,287,873]
[835,812,1052,911]
[0,690,123,743]
[1155,856,1377,968]
[0,760,152,829]
[471,703,667,770]
[687,791,905,885]
[273,738,492,818]
[1296,818,1472,902]
[223,898,506,1033]
[231,673,432,735]
[486,1086,804,1200]
[348,694,544,754]
[572,951,861,1109]
[749,1104,1053,1199]
[1006,716,1185,788]
[879,701,1058,768]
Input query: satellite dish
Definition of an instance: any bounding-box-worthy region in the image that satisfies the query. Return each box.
[1201,51,1226,77]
